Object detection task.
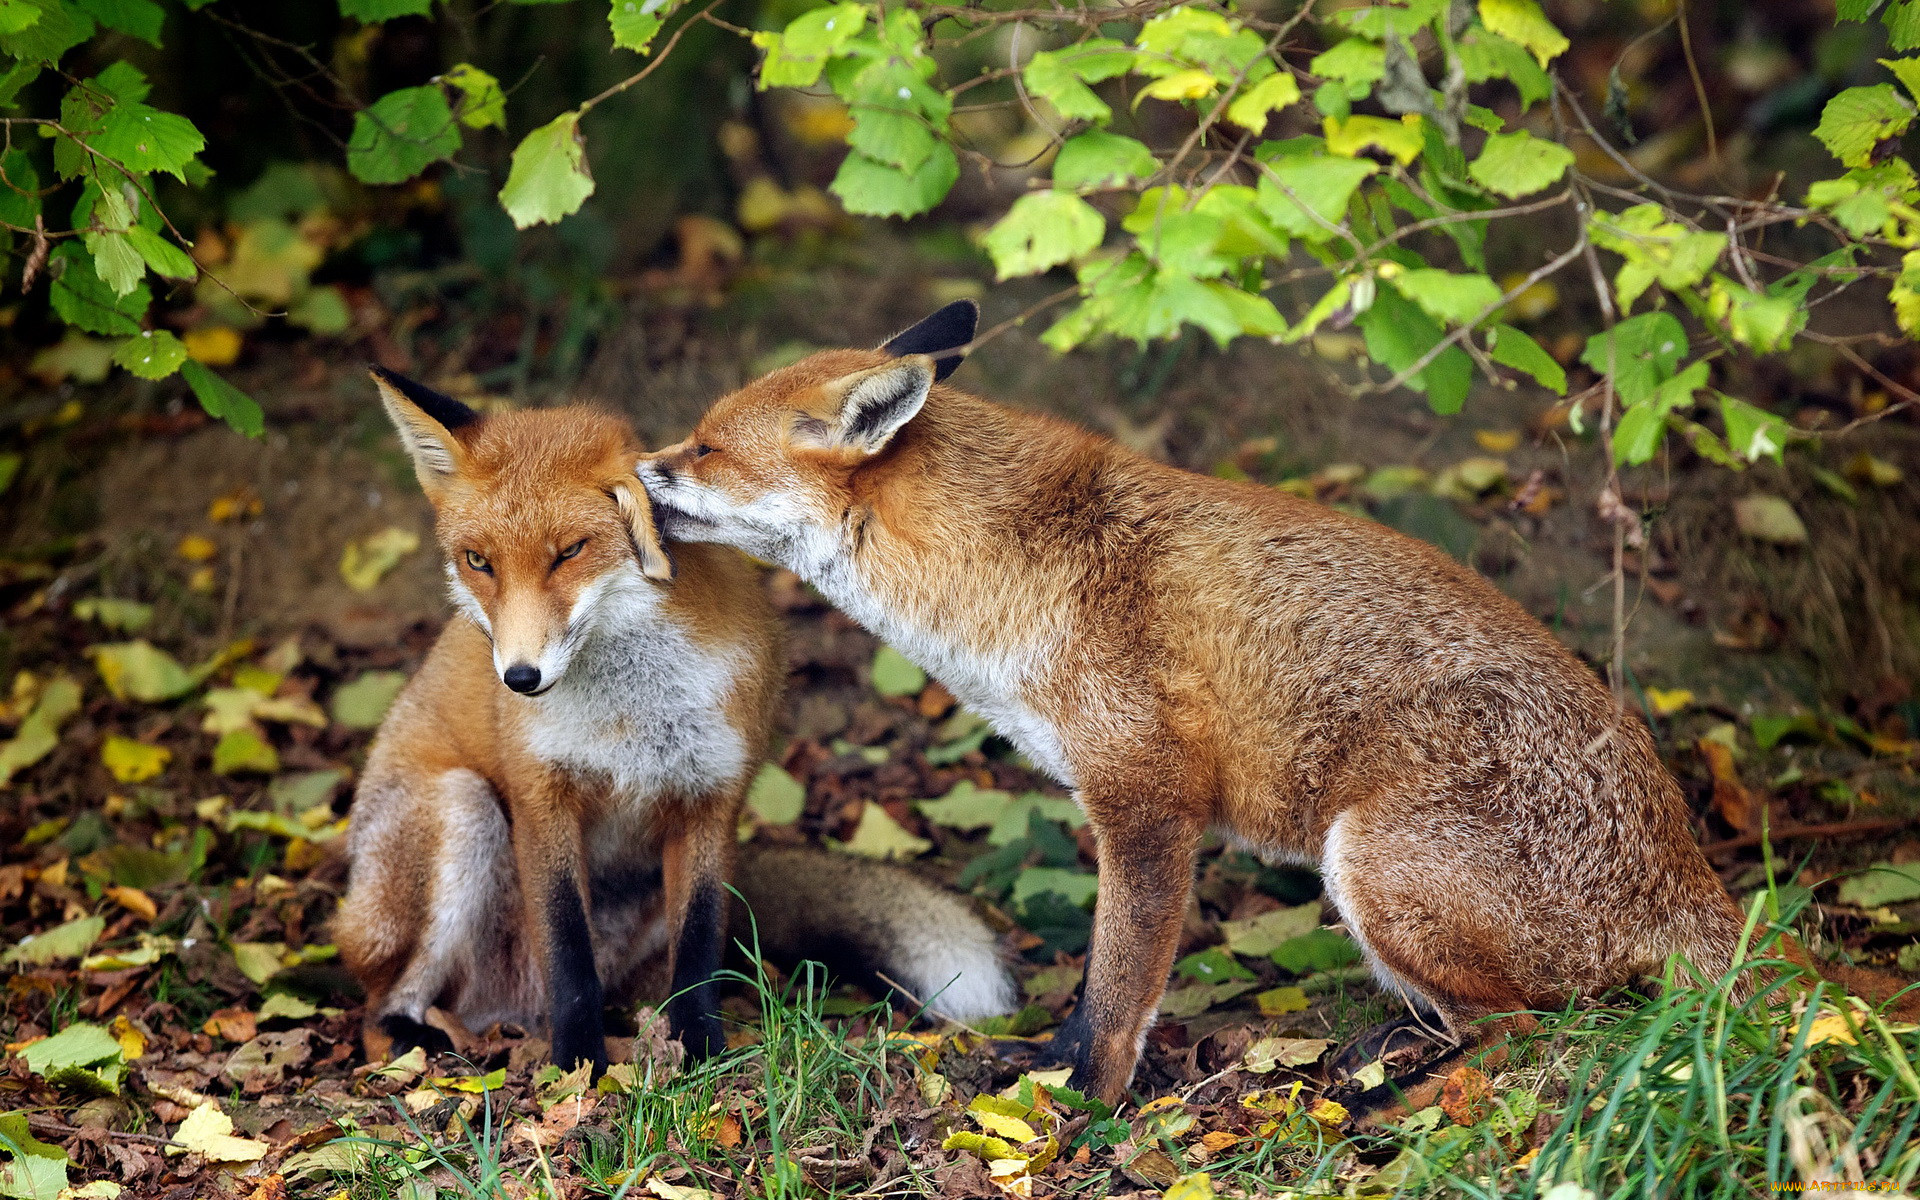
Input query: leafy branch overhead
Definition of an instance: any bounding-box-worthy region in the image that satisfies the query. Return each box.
[2,0,1918,463]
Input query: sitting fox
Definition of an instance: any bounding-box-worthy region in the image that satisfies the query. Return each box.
[634,301,1916,1103]
[334,368,1013,1072]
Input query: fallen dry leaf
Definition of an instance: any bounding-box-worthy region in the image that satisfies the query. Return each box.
[1697,737,1753,833]
[1440,1066,1493,1126]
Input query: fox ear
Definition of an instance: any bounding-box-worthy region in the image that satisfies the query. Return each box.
[820,357,934,454]
[613,483,675,583]
[370,366,479,498]
[881,298,977,381]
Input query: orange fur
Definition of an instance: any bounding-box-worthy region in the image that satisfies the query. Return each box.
[334,373,780,1072]
[632,305,1824,1103]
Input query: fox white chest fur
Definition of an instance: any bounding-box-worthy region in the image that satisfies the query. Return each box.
[812,557,1079,788]
[515,581,750,804]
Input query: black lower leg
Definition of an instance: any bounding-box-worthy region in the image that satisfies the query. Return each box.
[378,1012,453,1057]
[665,881,726,1060]
[544,877,608,1074]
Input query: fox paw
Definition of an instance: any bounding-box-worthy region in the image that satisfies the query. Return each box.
[378,1013,454,1059]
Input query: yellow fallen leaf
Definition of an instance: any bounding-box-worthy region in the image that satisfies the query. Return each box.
[175,534,218,563]
[340,527,421,592]
[110,1015,147,1061]
[972,1109,1038,1143]
[1646,687,1694,716]
[1198,1130,1240,1152]
[166,1100,268,1161]
[101,737,170,784]
[1255,986,1309,1016]
[1474,429,1521,453]
[1307,1097,1349,1127]
[1805,1012,1859,1047]
[183,326,242,366]
[1499,272,1559,321]
[104,885,157,922]
[207,487,261,523]
[188,566,216,593]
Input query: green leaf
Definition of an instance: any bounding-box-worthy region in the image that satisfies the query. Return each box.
[1837,862,1920,907]
[348,86,460,185]
[753,3,866,89]
[288,285,352,335]
[982,190,1105,280]
[1254,153,1376,239]
[339,0,431,19]
[0,0,40,35]
[330,670,408,729]
[1733,494,1808,545]
[830,141,958,218]
[1486,324,1565,393]
[212,727,279,775]
[0,0,92,64]
[1009,866,1098,909]
[1579,311,1686,407]
[87,638,196,701]
[1891,0,1920,51]
[1467,129,1572,198]
[443,63,504,129]
[83,231,142,297]
[916,780,1014,831]
[1458,28,1550,108]
[846,70,937,172]
[1022,38,1132,124]
[91,101,204,180]
[746,763,805,824]
[123,226,196,281]
[1813,85,1915,169]
[870,644,926,697]
[1588,204,1727,311]
[2,914,103,966]
[1053,130,1157,190]
[0,147,39,229]
[831,800,931,861]
[1709,276,1803,353]
[1176,946,1256,983]
[610,0,681,54]
[1219,903,1322,957]
[179,361,264,437]
[1309,38,1385,87]
[0,677,82,787]
[1838,0,1886,18]
[1718,393,1787,464]
[1226,70,1302,132]
[113,329,187,379]
[1358,283,1473,414]
[72,0,161,45]
[19,1022,120,1074]
[1610,360,1707,465]
[499,110,595,228]
[1391,268,1502,326]
[50,242,148,334]
[1477,0,1568,67]
[1271,928,1363,974]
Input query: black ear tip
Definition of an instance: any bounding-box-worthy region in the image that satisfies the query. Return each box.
[368,364,481,431]
[881,298,982,373]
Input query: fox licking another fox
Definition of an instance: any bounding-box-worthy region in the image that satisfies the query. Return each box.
[333,368,1013,1072]
[636,300,1917,1103]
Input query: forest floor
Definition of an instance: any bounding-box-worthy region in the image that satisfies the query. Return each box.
[2,228,1919,1198]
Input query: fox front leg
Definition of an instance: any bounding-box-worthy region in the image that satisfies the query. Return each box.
[660,807,734,1060]
[515,796,608,1075]
[1043,803,1203,1105]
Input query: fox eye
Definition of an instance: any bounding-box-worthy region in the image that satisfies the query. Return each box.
[554,538,588,567]
[694,443,714,458]
[465,549,491,573]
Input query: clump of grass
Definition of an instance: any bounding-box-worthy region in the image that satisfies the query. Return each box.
[311,895,1917,1199]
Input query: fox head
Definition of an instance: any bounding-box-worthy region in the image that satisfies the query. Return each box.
[371,367,674,696]
[634,300,977,571]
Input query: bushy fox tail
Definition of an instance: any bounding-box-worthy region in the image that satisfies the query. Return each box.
[730,845,1017,1024]
[1783,940,1920,1021]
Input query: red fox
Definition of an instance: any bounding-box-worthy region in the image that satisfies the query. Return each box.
[334,368,1013,1072]
[634,301,1914,1102]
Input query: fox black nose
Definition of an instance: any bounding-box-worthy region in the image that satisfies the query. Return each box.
[503,664,542,694]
